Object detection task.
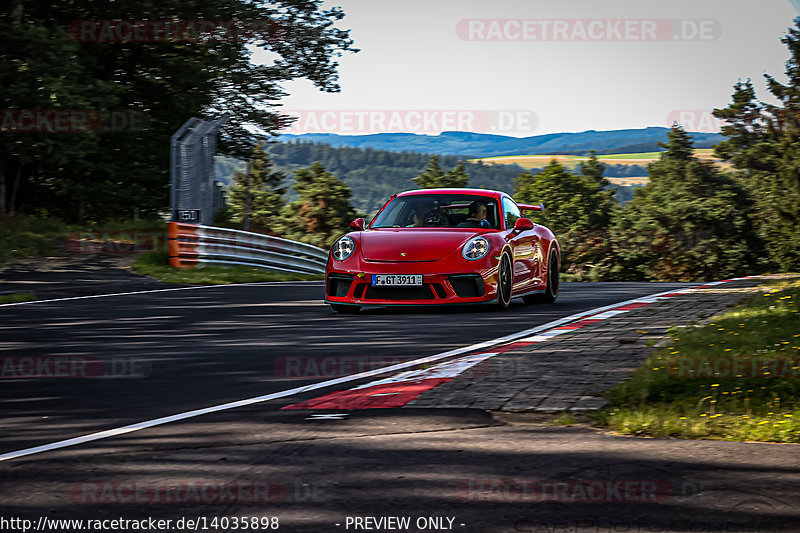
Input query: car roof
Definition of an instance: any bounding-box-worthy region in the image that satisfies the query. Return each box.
[396,188,505,199]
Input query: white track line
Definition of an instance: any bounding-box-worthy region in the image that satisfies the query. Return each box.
[0,280,322,308]
[0,280,747,462]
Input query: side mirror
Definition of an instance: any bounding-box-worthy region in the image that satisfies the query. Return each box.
[513,217,534,232]
[350,217,365,231]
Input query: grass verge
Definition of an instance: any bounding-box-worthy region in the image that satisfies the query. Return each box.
[131,252,323,285]
[0,216,67,265]
[593,276,800,443]
[0,216,167,266]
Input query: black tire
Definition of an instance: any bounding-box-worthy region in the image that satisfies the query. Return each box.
[330,304,361,314]
[524,247,559,304]
[496,252,514,309]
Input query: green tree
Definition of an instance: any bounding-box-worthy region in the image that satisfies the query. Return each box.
[579,150,609,187]
[609,126,760,281]
[227,144,286,233]
[412,156,445,189]
[514,159,615,279]
[577,149,617,224]
[0,0,357,222]
[441,161,470,188]
[412,156,469,188]
[0,3,119,219]
[279,162,358,247]
[512,170,537,195]
[711,21,800,270]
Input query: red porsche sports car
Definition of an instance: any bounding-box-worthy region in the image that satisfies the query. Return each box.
[324,188,560,313]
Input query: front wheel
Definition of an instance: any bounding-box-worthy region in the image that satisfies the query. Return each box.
[330,304,361,314]
[524,247,559,304]
[496,252,514,309]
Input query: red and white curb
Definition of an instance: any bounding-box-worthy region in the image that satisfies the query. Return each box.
[283,353,497,410]
[282,277,758,410]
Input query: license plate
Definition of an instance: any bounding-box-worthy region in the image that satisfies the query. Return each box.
[371,274,423,286]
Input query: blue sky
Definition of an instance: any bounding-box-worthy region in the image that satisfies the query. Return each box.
[253,0,800,136]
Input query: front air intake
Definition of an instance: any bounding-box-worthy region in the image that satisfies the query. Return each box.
[448,274,485,298]
[326,273,354,298]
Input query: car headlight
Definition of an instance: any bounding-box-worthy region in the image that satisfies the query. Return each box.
[462,236,490,261]
[332,236,355,261]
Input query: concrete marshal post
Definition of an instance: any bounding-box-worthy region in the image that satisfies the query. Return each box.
[170,114,230,226]
[167,222,198,269]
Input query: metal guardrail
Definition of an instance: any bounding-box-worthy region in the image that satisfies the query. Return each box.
[168,223,328,275]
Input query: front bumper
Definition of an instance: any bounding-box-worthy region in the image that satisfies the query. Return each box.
[325,260,500,307]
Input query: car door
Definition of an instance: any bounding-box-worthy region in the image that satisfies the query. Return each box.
[502,197,539,290]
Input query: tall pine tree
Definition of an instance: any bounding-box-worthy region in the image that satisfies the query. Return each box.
[227,144,286,234]
[609,126,760,281]
[440,161,470,188]
[412,156,469,188]
[279,162,358,247]
[514,159,615,279]
[579,150,609,187]
[712,20,800,270]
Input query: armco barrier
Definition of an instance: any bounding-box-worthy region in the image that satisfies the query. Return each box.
[167,222,328,275]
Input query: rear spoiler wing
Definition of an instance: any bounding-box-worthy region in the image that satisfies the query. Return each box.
[518,202,545,213]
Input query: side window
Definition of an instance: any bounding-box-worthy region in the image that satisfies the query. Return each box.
[502,197,521,229]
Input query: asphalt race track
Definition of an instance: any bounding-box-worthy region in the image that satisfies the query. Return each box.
[0,281,694,457]
[4,280,800,533]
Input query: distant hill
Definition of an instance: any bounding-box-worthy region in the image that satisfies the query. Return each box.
[277,127,724,158]
[216,142,528,215]
[215,140,647,215]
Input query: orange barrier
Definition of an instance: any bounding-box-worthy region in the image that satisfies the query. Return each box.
[167,222,199,269]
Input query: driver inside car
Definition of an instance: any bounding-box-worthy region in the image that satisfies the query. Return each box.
[457,201,491,228]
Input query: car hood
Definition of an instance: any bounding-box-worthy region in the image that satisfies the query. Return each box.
[360,229,479,261]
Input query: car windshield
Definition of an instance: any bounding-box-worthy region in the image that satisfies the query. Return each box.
[371,194,500,229]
